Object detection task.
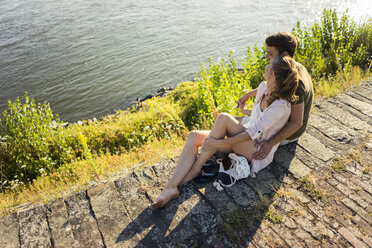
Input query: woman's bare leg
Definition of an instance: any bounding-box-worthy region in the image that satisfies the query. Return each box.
[151,113,253,209]
[151,130,209,209]
[180,113,247,184]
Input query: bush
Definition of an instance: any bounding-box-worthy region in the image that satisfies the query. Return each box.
[0,94,67,185]
[72,98,187,155]
[293,9,372,80]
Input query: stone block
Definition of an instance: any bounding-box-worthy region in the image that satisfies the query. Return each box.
[46,199,79,248]
[274,147,296,171]
[354,85,372,101]
[341,198,372,225]
[64,191,104,247]
[0,213,20,248]
[288,188,310,203]
[246,177,280,199]
[287,158,312,179]
[309,114,351,143]
[298,133,335,161]
[162,184,218,243]
[113,176,167,247]
[338,227,366,248]
[88,182,140,247]
[18,205,52,248]
[273,225,304,247]
[224,180,259,207]
[336,94,372,118]
[194,181,240,218]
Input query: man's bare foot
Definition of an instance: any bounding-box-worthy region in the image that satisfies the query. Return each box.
[150,187,179,209]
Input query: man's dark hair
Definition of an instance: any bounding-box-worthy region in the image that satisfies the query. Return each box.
[265,31,297,57]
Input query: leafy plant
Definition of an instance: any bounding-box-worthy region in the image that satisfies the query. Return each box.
[0,93,61,184]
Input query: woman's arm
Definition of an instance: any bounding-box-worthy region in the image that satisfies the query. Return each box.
[236,88,257,108]
[203,131,252,151]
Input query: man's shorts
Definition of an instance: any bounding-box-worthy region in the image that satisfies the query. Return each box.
[279,138,298,146]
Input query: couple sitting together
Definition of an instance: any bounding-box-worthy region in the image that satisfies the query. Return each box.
[151,31,314,209]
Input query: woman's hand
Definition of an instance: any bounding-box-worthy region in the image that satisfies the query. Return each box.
[202,136,220,151]
[240,107,252,116]
[236,93,249,109]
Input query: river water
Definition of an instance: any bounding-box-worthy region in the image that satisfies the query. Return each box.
[0,0,371,121]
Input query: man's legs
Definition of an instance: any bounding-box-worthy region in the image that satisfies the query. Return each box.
[279,138,298,146]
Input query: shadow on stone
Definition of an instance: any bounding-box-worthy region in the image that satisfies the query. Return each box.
[115,144,297,247]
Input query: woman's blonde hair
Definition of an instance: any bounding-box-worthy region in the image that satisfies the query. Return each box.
[267,56,299,106]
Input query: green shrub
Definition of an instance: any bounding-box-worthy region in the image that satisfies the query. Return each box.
[293,9,372,81]
[0,94,64,185]
[65,97,187,156]
[193,51,259,128]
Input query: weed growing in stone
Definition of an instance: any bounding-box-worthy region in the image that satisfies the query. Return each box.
[265,210,283,224]
[298,176,327,203]
[331,158,347,172]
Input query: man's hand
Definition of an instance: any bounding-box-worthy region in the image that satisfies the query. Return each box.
[252,140,274,160]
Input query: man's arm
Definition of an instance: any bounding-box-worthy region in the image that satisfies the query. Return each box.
[252,102,304,160]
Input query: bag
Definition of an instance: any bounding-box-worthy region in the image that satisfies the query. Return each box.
[213,153,250,191]
[194,158,219,184]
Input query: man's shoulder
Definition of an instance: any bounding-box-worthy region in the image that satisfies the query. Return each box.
[295,62,311,77]
[295,61,313,88]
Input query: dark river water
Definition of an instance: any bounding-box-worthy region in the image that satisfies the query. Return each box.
[0,0,371,121]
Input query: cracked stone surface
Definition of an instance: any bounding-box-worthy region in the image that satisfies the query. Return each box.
[0,79,371,247]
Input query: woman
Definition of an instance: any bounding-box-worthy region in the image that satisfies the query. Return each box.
[151,56,299,209]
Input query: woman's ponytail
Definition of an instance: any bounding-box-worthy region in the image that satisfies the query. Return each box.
[267,56,299,106]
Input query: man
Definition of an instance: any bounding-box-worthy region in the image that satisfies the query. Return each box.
[238,31,314,160]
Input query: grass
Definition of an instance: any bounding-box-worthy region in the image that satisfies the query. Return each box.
[265,210,282,224]
[298,176,327,204]
[0,133,184,216]
[331,158,347,172]
[314,65,370,98]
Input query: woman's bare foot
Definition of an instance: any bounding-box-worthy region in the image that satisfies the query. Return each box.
[150,187,180,209]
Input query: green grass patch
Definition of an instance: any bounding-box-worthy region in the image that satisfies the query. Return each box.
[299,176,327,203]
[265,210,282,224]
[331,157,347,172]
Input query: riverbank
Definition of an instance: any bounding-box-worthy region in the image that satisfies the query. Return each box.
[1,79,371,247]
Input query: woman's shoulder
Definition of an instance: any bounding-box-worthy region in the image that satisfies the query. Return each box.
[258,81,267,90]
[256,81,267,97]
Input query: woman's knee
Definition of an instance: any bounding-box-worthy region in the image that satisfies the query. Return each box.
[187,130,204,143]
[215,112,232,123]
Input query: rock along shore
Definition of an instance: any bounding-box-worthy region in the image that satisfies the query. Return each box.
[0,79,371,247]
